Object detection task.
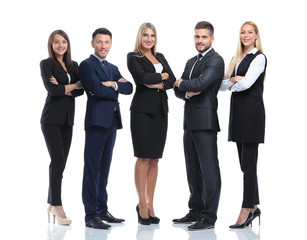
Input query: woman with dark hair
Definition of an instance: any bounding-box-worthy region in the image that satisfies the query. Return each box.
[127,23,176,225]
[220,21,266,228]
[40,30,83,225]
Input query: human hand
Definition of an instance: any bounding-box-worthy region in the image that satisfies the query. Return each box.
[144,83,163,89]
[102,81,116,89]
[187,91,201,98]
[161,73,169,81]
[50,76,58,85]
[74,81,83,89]
[173,78,182,88]
[118,78,127,83]
[230,76,244,83]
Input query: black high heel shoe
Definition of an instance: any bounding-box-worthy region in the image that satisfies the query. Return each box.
[136,205,151,225]
[149,214,160,224]
[251,208,261,226]
[229,211,253,229]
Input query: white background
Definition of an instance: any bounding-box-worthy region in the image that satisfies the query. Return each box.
[0,0,306,239]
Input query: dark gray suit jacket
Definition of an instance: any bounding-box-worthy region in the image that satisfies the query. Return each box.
[174,48,224,131]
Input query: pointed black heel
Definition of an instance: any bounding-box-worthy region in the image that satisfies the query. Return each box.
[251,208,261,226]
[136,205,151,225]
[229,211,253,229]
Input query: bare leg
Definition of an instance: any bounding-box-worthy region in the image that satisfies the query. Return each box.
[252,205,258,213]
[52,205,67,218]
[135,158,150,219]
[236,208,251,225]
[146,159,159,217]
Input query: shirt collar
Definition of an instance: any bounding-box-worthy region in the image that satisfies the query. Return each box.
[247,47,258,55]
[198,47,212,60]
[92,53,106,62]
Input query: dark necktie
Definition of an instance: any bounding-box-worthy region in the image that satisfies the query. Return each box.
[101,60,110,79]
[189,54,203,79]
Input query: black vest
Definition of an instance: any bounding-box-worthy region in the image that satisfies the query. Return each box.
[228,51,267,143]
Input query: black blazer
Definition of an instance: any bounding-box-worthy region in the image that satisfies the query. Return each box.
[228,51,267,143]
[127,52,176,115]
[174,49,224,131]
[40,58,84,126]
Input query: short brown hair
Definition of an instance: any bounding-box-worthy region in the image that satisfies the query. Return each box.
[195,21,214,36]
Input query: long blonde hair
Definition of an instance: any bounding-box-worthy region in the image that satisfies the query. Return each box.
[226,21,263,78]
[134,22,157,55]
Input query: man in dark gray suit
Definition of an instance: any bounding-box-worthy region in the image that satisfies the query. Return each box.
[173,21,224,231]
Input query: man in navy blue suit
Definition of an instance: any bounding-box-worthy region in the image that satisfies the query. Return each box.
[79,28,133,229]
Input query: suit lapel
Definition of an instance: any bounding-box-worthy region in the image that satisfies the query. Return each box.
[90,55,111,80]
[188,49,215,79]
[197,48,214,69]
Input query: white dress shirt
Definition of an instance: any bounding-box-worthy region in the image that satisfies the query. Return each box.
[154,63,163,73]
[220,48,266,92]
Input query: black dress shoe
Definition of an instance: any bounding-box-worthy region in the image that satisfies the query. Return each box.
[86,216,111,229]
[229,211,253,229]
[100,211,125,223]
[187,216,214,231]
[172,212,199,224]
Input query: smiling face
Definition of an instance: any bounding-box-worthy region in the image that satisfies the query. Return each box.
[91,33,112,60]
[52,34,68,57]
[194,28,214,54]
[141,27,156,52]
[240,24,258,51]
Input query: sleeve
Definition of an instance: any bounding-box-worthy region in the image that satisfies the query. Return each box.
[40,59,65,96]
[113,67,133,95]
[174,86,187,100]
[231,54,266,92]
[159,53,176,90]
[220,79,234,91]
[79,60,117,100]
[127,53,163,84]
[174,60,190,101]
[70,61,84,97]
[179,56,224,92]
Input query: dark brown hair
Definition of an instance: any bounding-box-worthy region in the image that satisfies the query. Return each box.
[47,30,77,74]
[195,21,214,36]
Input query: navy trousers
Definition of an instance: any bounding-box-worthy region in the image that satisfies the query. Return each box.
[82,119,117,222]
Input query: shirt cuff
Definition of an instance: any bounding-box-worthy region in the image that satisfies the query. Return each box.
[185,92,190,99]
[114,82,118,91]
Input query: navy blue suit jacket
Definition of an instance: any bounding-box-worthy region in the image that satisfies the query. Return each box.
[79,55,133,130]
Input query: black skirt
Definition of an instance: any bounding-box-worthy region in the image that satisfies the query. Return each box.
[130,111,168,158]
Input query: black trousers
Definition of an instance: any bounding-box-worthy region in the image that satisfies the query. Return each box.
[236,142,259,208]
[184,129,221,225]
[41,124,72,206]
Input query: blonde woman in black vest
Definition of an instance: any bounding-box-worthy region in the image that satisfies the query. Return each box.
[220,21,266,228]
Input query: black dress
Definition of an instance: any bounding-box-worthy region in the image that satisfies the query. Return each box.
[127,52,176,158]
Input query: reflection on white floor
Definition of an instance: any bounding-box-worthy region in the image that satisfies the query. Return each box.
[46,221,261,240]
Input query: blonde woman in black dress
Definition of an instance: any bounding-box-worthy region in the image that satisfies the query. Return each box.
[127,22,176,225]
